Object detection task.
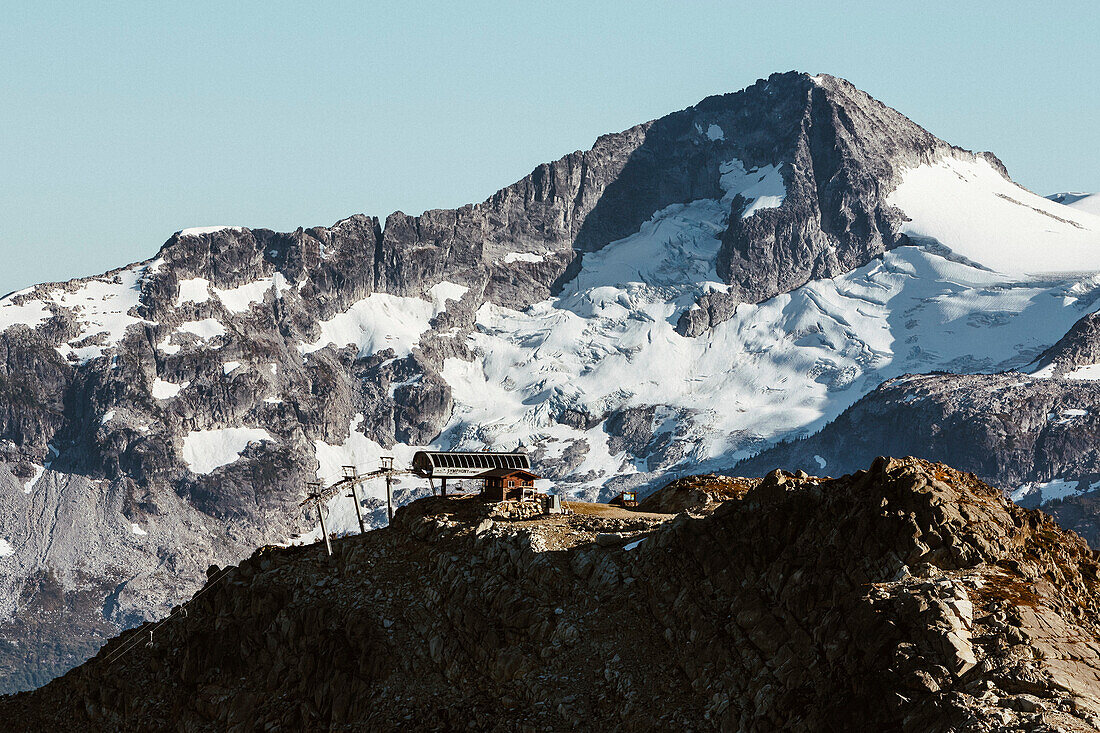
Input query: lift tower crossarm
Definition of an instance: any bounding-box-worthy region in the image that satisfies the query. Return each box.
[300,461,417,545]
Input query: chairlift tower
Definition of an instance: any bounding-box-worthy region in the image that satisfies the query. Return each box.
[303,481,332,556]
[342,465,366,533]
[300,458,415,551]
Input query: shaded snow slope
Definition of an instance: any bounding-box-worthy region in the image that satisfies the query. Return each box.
[888,158,1100,275]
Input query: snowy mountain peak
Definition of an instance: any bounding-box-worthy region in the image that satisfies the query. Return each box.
[2,72,1098,693]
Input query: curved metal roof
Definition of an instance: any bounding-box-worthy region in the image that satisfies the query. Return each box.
[411,450,530,478]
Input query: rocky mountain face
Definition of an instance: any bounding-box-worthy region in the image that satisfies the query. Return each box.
[4,457,1100,731]
[1,69,1099,695]
[733,301,1100,546]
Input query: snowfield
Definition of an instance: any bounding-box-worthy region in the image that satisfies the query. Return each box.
[1065,364,1100,380]
[213,273,292,313]
[178,226,243,238]
[503,252,547,264]
[0,263,154,363]
[151,378,188,399]
[888,157,1100,275]
[176,278,212,306]
[1012,478,1084,504]
[175,318,227,345]
[719,160,785,218]
[301,282,467,359]
[0,294,50,334]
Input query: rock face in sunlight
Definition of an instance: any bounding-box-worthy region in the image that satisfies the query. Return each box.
[5,458,1100,731]
[1,70,1099,693]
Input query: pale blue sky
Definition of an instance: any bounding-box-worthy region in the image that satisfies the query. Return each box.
[2,1,1096,295]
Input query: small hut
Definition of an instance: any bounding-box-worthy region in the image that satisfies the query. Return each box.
[610,490,638,508]
[478,468,540,502]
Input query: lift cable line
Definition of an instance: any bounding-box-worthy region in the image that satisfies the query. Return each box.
[102,451,532,665]
[102,564,237,668]
[102,461,390,666]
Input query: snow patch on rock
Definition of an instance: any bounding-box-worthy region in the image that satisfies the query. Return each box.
[176,278,211,306]
[1065,364,1100,380]
[503,252,547,264]
[302,288,461,359]
[0,294,50,333]
[156,334,181,355]
[1012,478,1081,504]
[23,465,45,494]
[213,273,291,314]
[428,281,468,305]
[720,160,785,217]
[181,427,274,475]
[175,318,226,345]
[151,378,189,400]
[44,263,154,362]
[178,226,243,238]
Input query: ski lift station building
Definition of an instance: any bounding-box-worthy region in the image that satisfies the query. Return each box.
[411,450,532,479]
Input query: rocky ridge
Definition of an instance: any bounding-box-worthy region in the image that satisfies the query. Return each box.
[4,458,1100,731]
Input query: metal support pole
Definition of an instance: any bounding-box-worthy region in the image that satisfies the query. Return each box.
[385,474,393,524]
[349,482,366,534]
[317,504,332,556]
[441,477,447,497]
[428,477,437,496]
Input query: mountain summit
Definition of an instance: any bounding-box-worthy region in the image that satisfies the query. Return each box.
[0,71,1098,692]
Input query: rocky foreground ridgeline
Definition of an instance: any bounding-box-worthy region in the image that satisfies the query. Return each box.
[4,458,1100,731]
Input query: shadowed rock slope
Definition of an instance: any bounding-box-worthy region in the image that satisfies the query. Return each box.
[4,457,1100,731]
[734,367,1100,547]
